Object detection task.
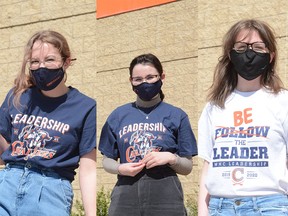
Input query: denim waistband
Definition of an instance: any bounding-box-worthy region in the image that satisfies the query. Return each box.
[210,194,288,201]
[5,162,61,178]
[210,194,288,209]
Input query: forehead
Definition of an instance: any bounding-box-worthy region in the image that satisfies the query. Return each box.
[236,29,263,42]
[31,40,60,58]
[132,63,158,76]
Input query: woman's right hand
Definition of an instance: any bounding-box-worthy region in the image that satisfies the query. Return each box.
[0,135,8,165]
[0,135,9,154]
[118,162,145,177]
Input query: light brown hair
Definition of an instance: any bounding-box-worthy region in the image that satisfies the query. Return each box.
[12,30,71,108]
[207,19,283,108]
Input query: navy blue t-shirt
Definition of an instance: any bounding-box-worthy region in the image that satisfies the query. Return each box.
[99,102,197,163]
[0,87,96,181]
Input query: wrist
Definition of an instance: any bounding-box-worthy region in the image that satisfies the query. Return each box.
[117,164,123,175]
[169,154,178,166]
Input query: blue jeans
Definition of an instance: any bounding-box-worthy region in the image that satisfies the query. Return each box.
[209,194,288,216]
[0,162,73,216]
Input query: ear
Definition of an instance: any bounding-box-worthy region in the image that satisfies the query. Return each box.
[269,52,275,63]
[63,58,71,70]
[161,72,166,80]
[129,77,133,84]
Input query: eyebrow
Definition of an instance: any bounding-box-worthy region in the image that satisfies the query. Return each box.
[30,55,59,60]
[133,74,158,77]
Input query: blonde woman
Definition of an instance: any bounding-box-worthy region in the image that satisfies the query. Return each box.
[0,30,96,216]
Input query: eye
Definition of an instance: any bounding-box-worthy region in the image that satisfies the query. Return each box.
[253,43,266,53]
[133,77,143,82]
[238,46,246,50]
[45,58,56,63]
[30,60,40,65]
[233,42,248,53]
[146,75,155,80]
[235,45,246,51]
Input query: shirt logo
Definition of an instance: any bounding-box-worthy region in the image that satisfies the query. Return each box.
[125,130,161,162]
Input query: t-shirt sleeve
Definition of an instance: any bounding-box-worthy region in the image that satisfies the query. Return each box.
[177,112,198,157]
[198,103,213,162]
[280,92,288,151]
[98,114,119,160]
[79,104,96,156]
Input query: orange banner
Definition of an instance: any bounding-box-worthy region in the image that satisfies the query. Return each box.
[97,0,177,18]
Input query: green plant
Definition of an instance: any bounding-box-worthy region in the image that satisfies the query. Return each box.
[71,199,85,216]
[70,187,111,216]
[97,186,111,216]
[185,196,198,216]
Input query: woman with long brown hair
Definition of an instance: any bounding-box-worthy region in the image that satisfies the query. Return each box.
[198,19,288,216]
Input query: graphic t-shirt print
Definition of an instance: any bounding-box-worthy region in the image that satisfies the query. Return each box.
[119,122,166,162]
[10,113,70,160]
[212,108,270,185]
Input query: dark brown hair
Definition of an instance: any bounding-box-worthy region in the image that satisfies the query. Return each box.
[129,53,165,100]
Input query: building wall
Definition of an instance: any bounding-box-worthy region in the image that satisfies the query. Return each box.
[0,0,288,207]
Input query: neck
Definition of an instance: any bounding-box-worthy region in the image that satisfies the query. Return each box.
[41,83,69,97]
[136,94,161,108]
[236,75,262,92]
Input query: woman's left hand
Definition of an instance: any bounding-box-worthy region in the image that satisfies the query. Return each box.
[141,152,177,169]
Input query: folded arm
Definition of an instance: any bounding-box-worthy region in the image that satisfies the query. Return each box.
[102,155,145,177]
[102,152,193,176]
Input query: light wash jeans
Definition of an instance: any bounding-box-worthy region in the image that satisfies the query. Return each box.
[209,194,288,216]
[0,162,73,216]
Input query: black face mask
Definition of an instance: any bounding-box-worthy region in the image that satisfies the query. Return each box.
[230,49,270,81]
[132,79,162,101]
[31,67,64,91]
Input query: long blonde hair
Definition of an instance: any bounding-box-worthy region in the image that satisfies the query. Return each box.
[207,19,283,108]
[12,30,71,108]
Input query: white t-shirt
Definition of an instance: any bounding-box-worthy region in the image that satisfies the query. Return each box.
[198,88,288,197]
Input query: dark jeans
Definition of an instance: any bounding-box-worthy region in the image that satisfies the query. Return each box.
[108,165,187,216]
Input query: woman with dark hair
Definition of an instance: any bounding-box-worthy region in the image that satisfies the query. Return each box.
[198,19,288,216]
[99,53,198,216]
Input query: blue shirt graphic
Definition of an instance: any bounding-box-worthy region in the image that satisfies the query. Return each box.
[0,87,96,181]
[99,102,197,163]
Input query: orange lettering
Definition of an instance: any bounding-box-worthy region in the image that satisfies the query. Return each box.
[234,111,243,126]
[244,108,252,124]
[234,108,253,126]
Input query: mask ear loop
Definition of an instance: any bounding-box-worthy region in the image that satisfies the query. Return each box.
[62,58,76,82]
[63,58,76,68]
[27,62,37,87]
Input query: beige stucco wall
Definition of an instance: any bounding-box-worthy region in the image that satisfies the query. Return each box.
[0,0,288,208]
